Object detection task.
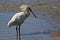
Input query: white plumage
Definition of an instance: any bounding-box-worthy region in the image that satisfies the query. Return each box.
[7,5,37,40]
[8,12,27,27]
[8,5,36,27]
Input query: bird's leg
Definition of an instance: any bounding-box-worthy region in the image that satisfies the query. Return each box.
[19,24,21,40]
[16,26,18,40]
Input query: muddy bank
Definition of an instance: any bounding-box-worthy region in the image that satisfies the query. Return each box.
[0,0,60,12]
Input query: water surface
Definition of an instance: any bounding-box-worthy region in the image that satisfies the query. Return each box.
[0,11,60,40]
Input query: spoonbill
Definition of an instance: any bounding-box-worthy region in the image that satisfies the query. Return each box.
[7,5,37,40]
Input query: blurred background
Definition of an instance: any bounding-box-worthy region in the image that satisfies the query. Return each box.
[0,0,60,40]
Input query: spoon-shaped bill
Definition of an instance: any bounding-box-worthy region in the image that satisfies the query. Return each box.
[29,8,37,18]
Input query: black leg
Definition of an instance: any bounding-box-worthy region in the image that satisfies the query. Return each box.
[19,25,21,40]
[16,26,18,40]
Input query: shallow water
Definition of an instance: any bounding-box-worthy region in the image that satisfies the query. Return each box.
[0,11,60,40]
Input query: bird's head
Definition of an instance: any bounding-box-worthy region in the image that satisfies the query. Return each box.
[20,5,37,18]
[20,5,29,11]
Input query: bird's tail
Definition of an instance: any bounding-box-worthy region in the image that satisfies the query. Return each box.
[7,21,12,27]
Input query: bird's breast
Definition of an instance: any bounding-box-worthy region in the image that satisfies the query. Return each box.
[8,12,30,27]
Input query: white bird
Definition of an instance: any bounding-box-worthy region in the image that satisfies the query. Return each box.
[7,5,37,40]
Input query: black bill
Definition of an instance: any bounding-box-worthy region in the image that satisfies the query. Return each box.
[29,8,37,18]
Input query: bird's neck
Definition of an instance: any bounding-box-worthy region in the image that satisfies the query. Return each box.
[24,10,30,17]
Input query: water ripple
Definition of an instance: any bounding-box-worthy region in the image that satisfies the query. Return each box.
[22,32,49,36]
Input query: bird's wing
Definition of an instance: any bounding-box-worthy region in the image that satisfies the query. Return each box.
[8,12,27,26]
[12,12,27,21]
